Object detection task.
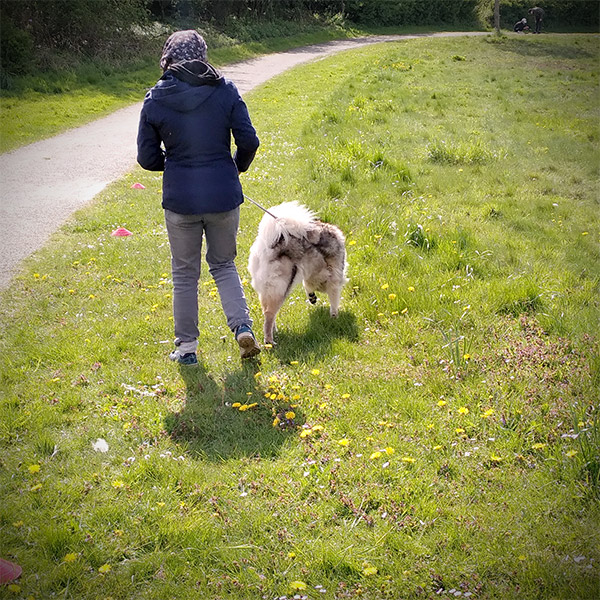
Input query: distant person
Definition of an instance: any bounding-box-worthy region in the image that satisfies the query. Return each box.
[137,30,261,364]
[528,6,545,33]
[514,18,530,32]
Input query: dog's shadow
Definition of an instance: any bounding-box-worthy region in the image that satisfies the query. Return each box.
[269,307,359,363]
[164,361,288,460]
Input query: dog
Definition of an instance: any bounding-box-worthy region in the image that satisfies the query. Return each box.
[247,201,347,345]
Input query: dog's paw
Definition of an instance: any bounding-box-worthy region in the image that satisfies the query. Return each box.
[308,292,317,305]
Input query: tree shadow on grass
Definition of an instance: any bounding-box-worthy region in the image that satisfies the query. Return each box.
[269,307,359,364]
[489,37,595,61]
[164,360,289,461]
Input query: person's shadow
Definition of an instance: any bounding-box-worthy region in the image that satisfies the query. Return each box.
[164,308,358,459]
[164,359,289,460]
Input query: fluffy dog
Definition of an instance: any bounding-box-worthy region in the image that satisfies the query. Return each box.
[247,201,347,344]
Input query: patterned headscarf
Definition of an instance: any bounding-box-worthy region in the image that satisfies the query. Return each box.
[160,30,208,71]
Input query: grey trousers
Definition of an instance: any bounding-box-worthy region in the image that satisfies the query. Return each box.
[164,207,252,344]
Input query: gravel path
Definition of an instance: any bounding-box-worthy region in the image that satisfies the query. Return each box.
[0,32,486,290]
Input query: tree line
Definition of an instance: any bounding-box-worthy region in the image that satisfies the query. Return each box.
[1,0,597,75]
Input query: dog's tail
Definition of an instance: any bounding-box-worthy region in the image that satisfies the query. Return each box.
[257,201,316,247]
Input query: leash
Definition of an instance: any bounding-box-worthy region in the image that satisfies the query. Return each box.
[243,194,278,219]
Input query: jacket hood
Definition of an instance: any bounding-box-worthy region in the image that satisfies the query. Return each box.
[150,60,223,112]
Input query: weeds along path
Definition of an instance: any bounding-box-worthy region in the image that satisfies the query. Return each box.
[0,32,486,290]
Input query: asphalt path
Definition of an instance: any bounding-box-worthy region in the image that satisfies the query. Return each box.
[0,32,486,290]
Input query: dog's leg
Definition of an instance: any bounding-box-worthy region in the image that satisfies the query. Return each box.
[303,281,317,305]
[261,295,286,345]
[326,283,342,318]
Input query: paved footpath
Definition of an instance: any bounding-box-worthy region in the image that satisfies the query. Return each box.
[0,32,485,290]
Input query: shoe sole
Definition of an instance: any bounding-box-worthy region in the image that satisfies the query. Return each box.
[237,334,261,359]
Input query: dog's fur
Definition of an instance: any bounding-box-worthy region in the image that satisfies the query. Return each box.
[247,201,347,344]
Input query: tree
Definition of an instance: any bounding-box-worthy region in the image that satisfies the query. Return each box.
[494,0,500,33]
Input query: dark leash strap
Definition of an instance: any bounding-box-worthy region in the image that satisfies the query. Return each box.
[243,194,278,219]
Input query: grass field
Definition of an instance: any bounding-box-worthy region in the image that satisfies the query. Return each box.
[0,34,599,599]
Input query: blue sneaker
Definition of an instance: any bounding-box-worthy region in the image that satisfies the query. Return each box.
[169,349,198,366]
[235,324,261,359]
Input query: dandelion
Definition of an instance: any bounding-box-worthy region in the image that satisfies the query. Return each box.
[437,400,447,407]
[287,551,296,558]
[289,581,307,591]
[264,343,273,349]
[111,479,124,488]
[232,402,241,408]
[388,293,397,300]
[312,424,324,432]
[532,443,547,450]
[64,552,79,563]
[380,283,389,290]
[300,429,312,438]
[341,393,351,399]
[311,369,320,375]
[370,451,382,460]
[566,449,578,458]
[463,354,471,361]
[272,417,281,427]
[98,563,111,574]
[348,240,357,246]
[285,411,296,420]
[401,456,416,463]
[384,447,395,455]
[433,445,443,451]
[455,428,465,434]
[408,286,415,292]
[337,438,350,447]
[362,565,378,576]
[458,406,469,415]
[28,464,41,474]
[290,360,299,365]
[238,404,249,411]
[490,454,502,462]
[482,408,494,418]
[401,307,408,314]
[581,231,589,236]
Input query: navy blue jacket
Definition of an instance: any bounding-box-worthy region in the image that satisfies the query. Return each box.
[137,62,259,215]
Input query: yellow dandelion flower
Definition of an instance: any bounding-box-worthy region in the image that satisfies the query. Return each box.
[388,293,397,300]
[408,286,415,292]
[455,428,465,434]
[458,406,469,415]
[264,343,273,349]
[111,479,124,488]
[581,231,589,236]
[285,411,296,420]
[272,417,280,427]
[348,240,357,246]
[98,563,111,574]
[433,445,443,451]
[300,429,312,438]
[385,447,395,455]
[341,393,351,399]
[482,408,494,418]
[290,581,307,591]
[311,369,320,375]
[532,443,547,450]
[287,551,296,558]
[566,450,578,458]
[64,552,78,563]
[377,312,385,317]
[238,404,249,411]
[401,456,416,463]
[312,424,324,432]
[490,454,502,462]
[290,360,299,365]
[381,283,389,290]
[463,354,471,361]
[362,565,378,576]
[337,438,350,447]
[391,310,399,315]
[28,464,41,474]
[69,289,75,294]
[370,451,382,460]
[437,400,447,407]
[401,307,408,314]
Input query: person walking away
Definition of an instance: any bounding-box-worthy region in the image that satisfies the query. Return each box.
[514,18,530,32]
[137,30,261,364]
[528,6,545,33]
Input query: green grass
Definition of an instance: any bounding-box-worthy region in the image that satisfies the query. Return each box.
[1,34,599,599]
